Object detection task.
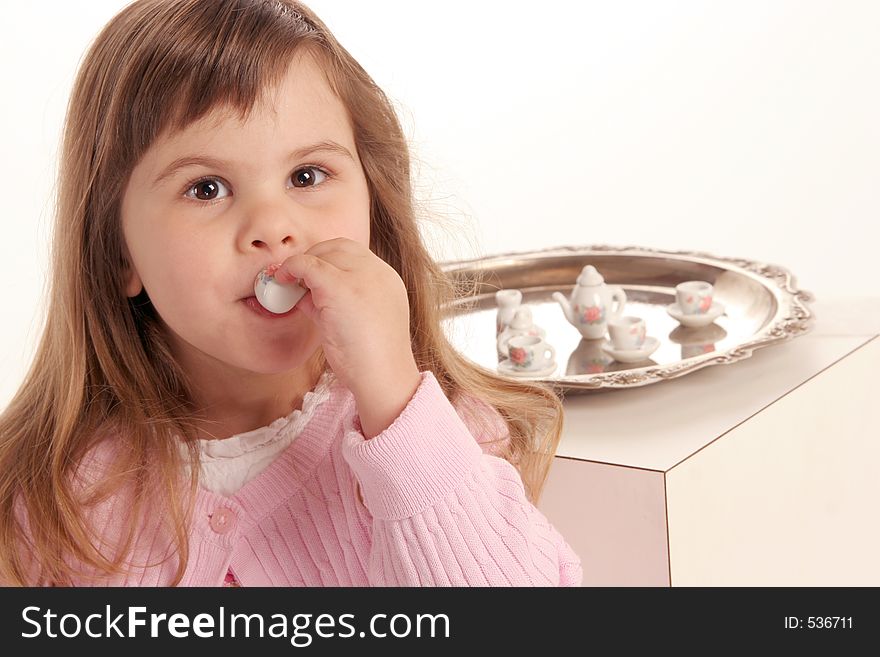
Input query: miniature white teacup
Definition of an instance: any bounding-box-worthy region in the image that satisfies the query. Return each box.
[497,306,546,358]
[607,316,647,351]
[254,264,308,313]
[676,281,713,315]
[507,335,556,371]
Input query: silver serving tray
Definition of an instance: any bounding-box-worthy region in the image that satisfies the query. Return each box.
[439,245,816,393]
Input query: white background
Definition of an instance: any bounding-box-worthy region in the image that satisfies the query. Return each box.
[1,0,878,409]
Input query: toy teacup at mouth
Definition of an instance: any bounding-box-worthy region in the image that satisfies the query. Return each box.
[253,265,307,314]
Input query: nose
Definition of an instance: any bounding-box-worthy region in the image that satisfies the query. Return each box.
[240,194,306,261]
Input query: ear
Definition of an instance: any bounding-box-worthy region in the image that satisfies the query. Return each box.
[123,263,144,298]
[120,236,144,298]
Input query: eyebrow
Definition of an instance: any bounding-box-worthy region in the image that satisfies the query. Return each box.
[151,140,355,188]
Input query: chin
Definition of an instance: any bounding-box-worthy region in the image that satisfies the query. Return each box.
[242,338,322,375]
[237,352,311,375]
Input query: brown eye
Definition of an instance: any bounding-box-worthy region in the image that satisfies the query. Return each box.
[194,180,219,200]
[291,166,328,188]
[185,178,230,201]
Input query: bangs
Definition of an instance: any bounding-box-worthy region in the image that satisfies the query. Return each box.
[116,0,324,156]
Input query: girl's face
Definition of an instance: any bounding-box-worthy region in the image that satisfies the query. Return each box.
[121,52,371,388]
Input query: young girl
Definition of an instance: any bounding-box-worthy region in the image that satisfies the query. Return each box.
[0,0,581,587]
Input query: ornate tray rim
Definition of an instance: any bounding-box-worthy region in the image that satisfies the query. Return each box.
[439,244,816,391]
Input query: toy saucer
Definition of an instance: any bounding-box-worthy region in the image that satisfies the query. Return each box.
[497,358,558,378]
[600,336,660,364]
[666,301,725,328]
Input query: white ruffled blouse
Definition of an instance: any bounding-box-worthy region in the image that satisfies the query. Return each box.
[194,370,336,497]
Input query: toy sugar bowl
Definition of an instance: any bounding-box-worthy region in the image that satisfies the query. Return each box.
[495,289,523,335]
[552,265,627,340]
[497,306,546,358]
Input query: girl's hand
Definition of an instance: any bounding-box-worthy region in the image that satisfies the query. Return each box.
[275,238,421,438]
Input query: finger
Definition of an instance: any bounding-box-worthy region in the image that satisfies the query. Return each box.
[292,288,318,322]
[276,252,344,292]
[305,237,363,256]
[303,238,370,269]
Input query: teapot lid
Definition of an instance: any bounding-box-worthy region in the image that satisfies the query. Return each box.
[509,306,534,328]
[577,265,605,286]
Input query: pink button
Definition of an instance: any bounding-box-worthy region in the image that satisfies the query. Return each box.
[209,507,235,534]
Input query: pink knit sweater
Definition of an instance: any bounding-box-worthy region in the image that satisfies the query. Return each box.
[30,371,582,586]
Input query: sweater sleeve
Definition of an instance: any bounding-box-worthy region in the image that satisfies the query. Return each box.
[340,370,583,587]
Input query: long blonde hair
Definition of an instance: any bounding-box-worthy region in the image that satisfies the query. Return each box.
[0,0,564,586]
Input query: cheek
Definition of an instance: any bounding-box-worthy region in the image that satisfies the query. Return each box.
[141,238,224,316]
[353,214,371,246]
[323,207,371,247]
[340,180,372,246]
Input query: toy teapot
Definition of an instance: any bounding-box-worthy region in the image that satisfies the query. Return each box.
[552,265,627,340]
[497,306,546,357]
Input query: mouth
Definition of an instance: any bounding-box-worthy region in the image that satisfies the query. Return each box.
[241,296,299,318]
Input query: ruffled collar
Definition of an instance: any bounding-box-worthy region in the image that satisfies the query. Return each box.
[196,369,336,461]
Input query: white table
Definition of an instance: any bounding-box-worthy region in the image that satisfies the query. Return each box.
[536,297,879,586]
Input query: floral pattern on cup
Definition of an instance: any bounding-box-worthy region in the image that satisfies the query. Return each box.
[506,335,556,371]
[509,345,532,368]
[575,304,605,325]
[676,281,713,315]
[608,316,647,351]
[634,323,647,345]
[679,294,713,314]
